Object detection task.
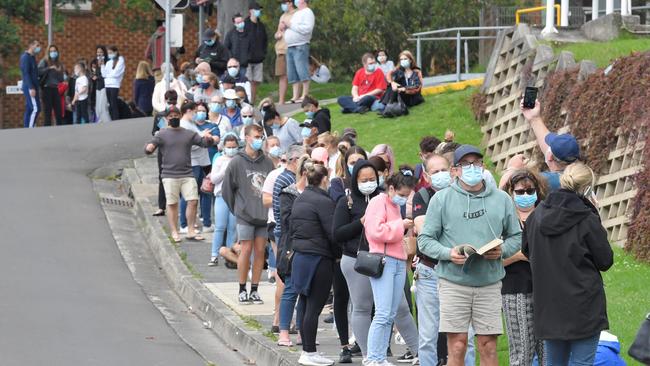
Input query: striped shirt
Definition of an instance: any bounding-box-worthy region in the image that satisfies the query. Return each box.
[272,169,296,239]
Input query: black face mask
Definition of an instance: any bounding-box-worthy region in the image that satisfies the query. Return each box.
[169,118,181,128]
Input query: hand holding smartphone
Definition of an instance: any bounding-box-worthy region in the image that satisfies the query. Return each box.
[523,87,538,109]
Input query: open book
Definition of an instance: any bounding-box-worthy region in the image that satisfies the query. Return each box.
[457,238,504,273]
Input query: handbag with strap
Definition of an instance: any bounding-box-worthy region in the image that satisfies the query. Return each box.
[200,174,215,194]
[354,226,387,278]
[629,312,650,364]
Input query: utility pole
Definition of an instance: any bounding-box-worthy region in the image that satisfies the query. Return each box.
[165,0,171,90]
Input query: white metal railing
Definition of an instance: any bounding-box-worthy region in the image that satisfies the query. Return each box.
[408,26,511,82]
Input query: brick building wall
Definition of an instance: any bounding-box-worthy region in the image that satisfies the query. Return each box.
[2,4,202,129]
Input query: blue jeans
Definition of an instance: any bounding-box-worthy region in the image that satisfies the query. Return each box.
[23,89,40,128]
[416,263,440,366]
[211,195,236,257]
[286,43,310,84]
[279,274,305,331]
[180,166,212,228]
[337,95,384,113]
[267,236,277,271]
[367,257,406,362]
[545,334,600,366]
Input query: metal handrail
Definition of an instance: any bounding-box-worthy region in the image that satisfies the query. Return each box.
[516,5,561,26]
[409,26,511,82]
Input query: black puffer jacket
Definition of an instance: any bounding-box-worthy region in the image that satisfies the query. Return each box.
[290,185,339,259]
[523,189,614,340]
[332,160,380,258]
[277,184,300,279]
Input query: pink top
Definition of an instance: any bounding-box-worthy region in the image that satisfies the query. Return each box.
[363,193,406,260]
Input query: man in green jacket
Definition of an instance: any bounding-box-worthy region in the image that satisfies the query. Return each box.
[418,145,522,366]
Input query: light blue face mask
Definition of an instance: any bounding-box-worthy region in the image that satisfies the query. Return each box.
[294,0,300,7]
[392,194,408,207]
[347,165,354,175]
[301,127,312,138]
[235,22,245,31]
[224,147,238,157]
[269,146,282,158]
[225,99,237,109]
[430,171,451,191]
[195,111,207,121]
[227,67,239,77]
[366,63,377,73]
[378,175,385,187]
[514,192,537,209]
[400,59,411,68]
[305,111,315,119]
[281,3,289,12]
[204,39,215,46]
[196,74,204,83]
[34,46,42,54]
[209,103,223,114]
[253,9,262,18]
[242,116,253,126]
[460,165,483,186]
[108,53,116,60]
[251,138,264,151]
[49,51,58,59]
[272,123,280,130]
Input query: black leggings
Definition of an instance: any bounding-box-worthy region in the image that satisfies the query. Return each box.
[42,86,62,126]
[299,258,333,353]
[157,150,166,210]
[333,261,350,346]
[105,87,120,120]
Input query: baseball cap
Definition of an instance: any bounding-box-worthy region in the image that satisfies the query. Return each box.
[249,1,263,9]
[545,133,580,162]
[223,89,238,100]
[311,147,329,165]
[453,144,483,166]
[203,29,216,40]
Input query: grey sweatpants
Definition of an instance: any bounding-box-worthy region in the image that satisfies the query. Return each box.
[340,255,419,356]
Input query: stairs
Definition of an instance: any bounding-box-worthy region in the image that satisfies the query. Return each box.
[623,15,650,34]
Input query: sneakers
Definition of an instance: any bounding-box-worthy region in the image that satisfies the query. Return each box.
[339,347,353,364]
[208,257,218,267]
[202,225,214,233]
[225,260,237,269]
[238,290,251,305]
[249,290,264,305]
[323,313,334,324]
[298,351,334,366]
[397,350,415,363]
[349,342,362,356]
[365,361,396,366]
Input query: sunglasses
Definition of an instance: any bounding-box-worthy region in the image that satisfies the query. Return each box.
[514,188,536,195]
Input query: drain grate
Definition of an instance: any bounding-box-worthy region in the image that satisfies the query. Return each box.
[101,196,134,208]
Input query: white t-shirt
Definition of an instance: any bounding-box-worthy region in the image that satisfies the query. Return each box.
[75,75,89,101]
[262,166,285,223]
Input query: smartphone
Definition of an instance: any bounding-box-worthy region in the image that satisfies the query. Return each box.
[523,87,538,109]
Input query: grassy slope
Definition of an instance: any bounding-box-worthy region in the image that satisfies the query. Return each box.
[551,32,650,67]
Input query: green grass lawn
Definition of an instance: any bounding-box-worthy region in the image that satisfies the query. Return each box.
[550,32,650,67]
[319,87,649,364]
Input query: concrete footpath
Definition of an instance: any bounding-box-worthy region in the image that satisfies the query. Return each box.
[120,155,410,365]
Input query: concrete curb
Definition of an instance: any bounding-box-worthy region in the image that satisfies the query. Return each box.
[122,167,296,366]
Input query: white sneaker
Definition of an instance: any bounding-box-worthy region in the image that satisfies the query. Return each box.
[298,351,334,366]
[179,226,189,234]
[202,225,214,233]
[379,361,396,366]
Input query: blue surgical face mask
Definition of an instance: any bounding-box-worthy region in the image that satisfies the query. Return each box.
[225,99,237,109]
[195,111,207,121]
[294,0,299,7]
[392,194,408,207]
[250,138,264,151]
[209,103,223,114]
[108,53,116,60]
[204,39,215,46]
[224,147,238,157]
[378,175,385,187]
[269,146,282,158]
[305,111,315,119]
[34,46,42,54]
[358,181,377,196]
[366,63,377,73]
[460,165,483,186]
[272,123,280,130]
[49,51,58,59]
[400,59,411,69]
[430,171,451,191]
[196,74,204,83]
[347,164,354,175]
[253,9,262,18]
[514,192,537,209]
[281,3,289,12]
[227,67,239,77]
[235,22,245,31]
[242,116,254,126]
[301,127,312,138]
[200,82,211,89]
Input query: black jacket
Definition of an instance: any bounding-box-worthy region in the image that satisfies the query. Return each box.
[332,160,380,258]
[277,184,299,278]
[290,185,340,259]
[195,41,230,76]
[245,18,268,64]
[313,108,331,134]
[224,28,252,67]
[522,189,614,340]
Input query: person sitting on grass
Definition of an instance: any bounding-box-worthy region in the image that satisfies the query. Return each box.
[337,52,386,114]
[301,95,330,134]
[384,50,424,108]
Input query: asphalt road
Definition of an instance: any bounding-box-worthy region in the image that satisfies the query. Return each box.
[0,119,208,365]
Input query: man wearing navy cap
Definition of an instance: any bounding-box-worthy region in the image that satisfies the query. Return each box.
[521,99,581,191]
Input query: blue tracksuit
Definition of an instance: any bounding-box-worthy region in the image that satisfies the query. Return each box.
[20,51,40,128]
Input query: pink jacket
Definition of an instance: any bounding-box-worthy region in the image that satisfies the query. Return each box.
[364,193,406,261]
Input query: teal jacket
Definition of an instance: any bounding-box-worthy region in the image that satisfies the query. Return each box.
[417,180,522,287]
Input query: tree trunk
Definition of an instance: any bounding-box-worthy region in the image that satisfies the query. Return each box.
[215,0,248,39]
[0,54,4,129]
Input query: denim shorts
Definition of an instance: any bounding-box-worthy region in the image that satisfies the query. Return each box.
[286,43,310,84]
[236,219,268,241]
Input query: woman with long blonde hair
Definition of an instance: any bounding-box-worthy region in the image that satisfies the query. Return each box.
[133,60,155,115]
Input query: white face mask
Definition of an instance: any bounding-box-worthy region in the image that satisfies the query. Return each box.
[358,180,378,196]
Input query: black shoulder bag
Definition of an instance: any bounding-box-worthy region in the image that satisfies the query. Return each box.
[629,312,650,364]
[354,227,386,278]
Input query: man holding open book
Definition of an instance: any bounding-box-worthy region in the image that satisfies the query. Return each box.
[417,145,522,366]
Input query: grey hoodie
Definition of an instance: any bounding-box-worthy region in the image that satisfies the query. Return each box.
[222,150,274,226]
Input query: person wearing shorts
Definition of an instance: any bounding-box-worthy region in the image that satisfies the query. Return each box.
[418,145,522,366]
[222,124,274,305]
[280,0,314,103]
[145,106,218,243]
